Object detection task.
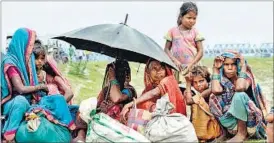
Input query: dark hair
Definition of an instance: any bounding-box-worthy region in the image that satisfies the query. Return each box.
[43,62,56,77]
[33,39,46,59]
[102,59,131,90]
[33,46,46,59]
[190,65,211,83]
[147,59,166,72]
[34,39,42,45]
[177,2,198,26]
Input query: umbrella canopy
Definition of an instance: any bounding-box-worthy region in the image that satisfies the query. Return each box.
[53,23,177,70]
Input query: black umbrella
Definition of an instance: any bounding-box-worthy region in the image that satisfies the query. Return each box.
[53,14,177,70]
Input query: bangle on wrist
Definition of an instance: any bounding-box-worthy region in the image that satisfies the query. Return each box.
[213,67,220,73]
[36,85,39,90]
[211,74,221,81]
[238,72,247,79]
[110,79,119,86]
[38,85,42,90]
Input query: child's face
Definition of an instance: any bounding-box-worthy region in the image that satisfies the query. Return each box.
[181,11,197,29]
[35,54,46,70]
[192,75,208,93]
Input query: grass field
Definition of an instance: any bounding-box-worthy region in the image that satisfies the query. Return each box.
[58,57,273,108]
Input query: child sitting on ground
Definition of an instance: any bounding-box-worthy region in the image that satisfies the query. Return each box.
[184,65,222,142]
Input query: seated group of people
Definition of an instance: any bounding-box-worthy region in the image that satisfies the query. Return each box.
[1,28,273,143]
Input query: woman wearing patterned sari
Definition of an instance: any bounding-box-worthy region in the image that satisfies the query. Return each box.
[209,50,268,142]
[1,28,75,142]
[72,59,137,142]
[97,59,137,120]
[121,59,187,121]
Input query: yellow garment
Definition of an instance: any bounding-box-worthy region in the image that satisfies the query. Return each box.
[191,94,221,141]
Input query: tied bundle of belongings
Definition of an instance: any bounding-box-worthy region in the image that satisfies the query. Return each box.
[25,112,41,132]
[79,97,98,123]
[86,110,150,142]
[191,94,221,141]
[15,112,71,143]
[127,98,152,135]
[144,95,198,142]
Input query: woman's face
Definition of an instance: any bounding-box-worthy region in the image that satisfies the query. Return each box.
[192,75,208,93]
[124,72,131,86]
[35,54,46,70]
[148,61,167,84]
[223,58,237,79]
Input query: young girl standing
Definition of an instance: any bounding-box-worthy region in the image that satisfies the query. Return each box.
[164,2,205,83]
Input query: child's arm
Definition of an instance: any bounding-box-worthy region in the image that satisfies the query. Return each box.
[54,76,74,102]
[184,75,194,105]
[200,88,211,98]
[191,41,204,66]
[164,41,183,71]
[211,56,224,95]
[188,29,205,69]
[231,51,251,92]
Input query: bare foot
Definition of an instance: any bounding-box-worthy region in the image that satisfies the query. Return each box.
[72,135,85,143]
[226,133,247,142]
[2,139,16,143]
[214,133,228,142]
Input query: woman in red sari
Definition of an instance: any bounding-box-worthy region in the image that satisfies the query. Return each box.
[121,59,187,120]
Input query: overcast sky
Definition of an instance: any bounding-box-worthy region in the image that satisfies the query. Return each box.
[1,1,273,52]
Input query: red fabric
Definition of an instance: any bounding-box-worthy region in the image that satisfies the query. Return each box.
[157,76,186,115]
[45,56,73,104]
[7,66,20,78]
[137,59,187,115]
[127,108,151,132]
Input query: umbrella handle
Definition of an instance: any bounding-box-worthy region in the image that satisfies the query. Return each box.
[124,14,128,25]
[136,63,141,75]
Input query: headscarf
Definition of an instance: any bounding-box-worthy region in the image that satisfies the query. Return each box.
[220,51,268,117]
[142,59,173,93]
[45,55,72,92]
[1,28,45,105]
[138,59,186,115]
[45,55,73,104]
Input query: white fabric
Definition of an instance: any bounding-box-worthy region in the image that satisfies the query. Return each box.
[86,113,150,142]
[144,95,198,142]
[79,97,97,123]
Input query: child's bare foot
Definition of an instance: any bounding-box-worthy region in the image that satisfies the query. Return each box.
[214,133,228,142]
[226,133,247,143]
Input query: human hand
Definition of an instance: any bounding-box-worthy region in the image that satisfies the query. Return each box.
[120,103,133,123]
[174,59,183,71]
[182,64,193,76]
[227,50,245,68]
[185,72,193,83]
[39,84,49,94]
[213,56,224,69]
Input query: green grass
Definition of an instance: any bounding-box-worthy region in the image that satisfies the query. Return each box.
[58,57,273,106]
